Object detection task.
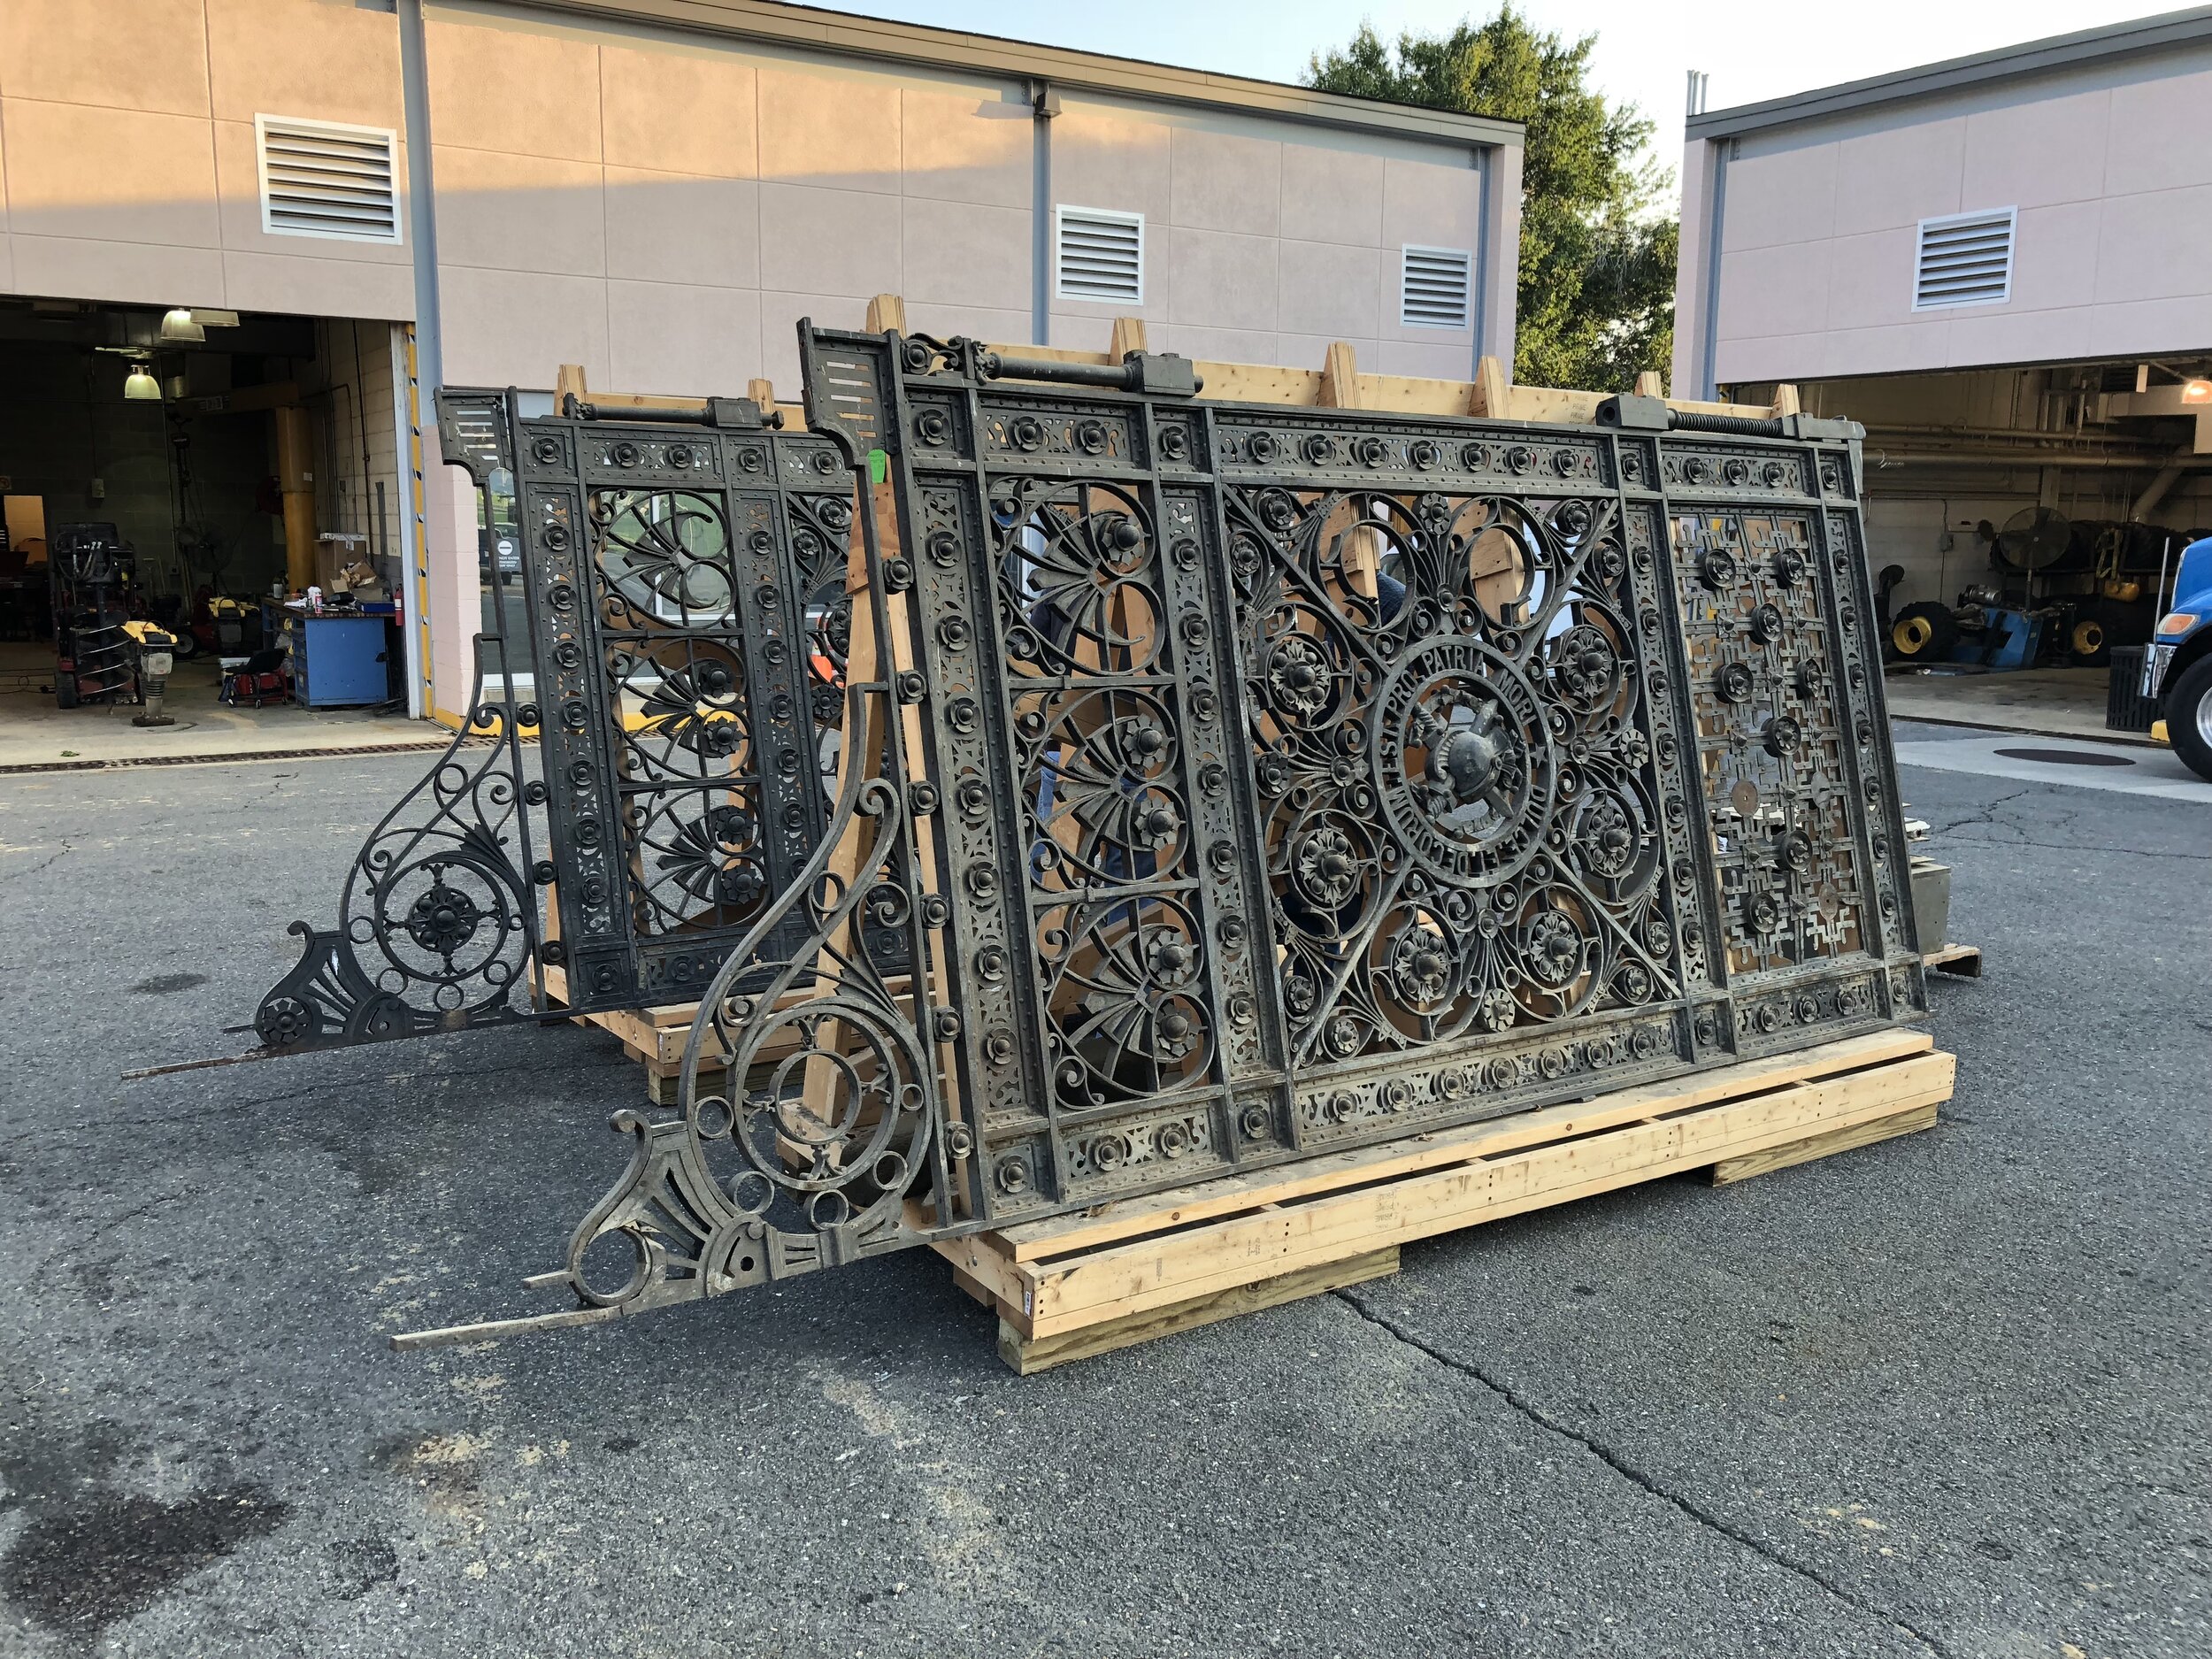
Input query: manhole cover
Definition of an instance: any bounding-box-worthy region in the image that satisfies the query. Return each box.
[1993,747,2135,768]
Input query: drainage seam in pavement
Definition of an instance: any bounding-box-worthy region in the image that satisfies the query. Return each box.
[0,740,489,775]
[1334,1288,1954,1659]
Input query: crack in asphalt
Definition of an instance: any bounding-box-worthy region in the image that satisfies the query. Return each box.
[1334,1288,1955,1659]
[0,838,73,887]
[35,1186,200,1274]
[1918,782,2208,860]
[1919,786,2035,840]
[1937,832,2209,862]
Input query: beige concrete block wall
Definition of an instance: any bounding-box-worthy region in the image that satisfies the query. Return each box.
[420,12,1501,396]
[0,0,412,318]
[419,417,480,727]
[0,1,1507,395]
[422,11,1043,396]
[1682,45,2212,389]
[1048,95,1486,379]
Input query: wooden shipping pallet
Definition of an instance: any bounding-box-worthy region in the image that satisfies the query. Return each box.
[1923,942,1984,979]
[933,1030,1954,1374]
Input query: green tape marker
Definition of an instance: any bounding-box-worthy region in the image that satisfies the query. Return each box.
[867,449,888,484]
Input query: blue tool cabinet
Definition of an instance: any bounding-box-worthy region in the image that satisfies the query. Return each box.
[264,602,393,708]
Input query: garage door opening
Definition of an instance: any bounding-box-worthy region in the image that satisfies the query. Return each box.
[1728,362,2206,745]
[0,298,427,766]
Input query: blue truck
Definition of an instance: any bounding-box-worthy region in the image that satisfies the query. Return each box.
[2150,536,2212,781]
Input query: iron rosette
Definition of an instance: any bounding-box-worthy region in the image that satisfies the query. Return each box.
[1231,483,1678,1070]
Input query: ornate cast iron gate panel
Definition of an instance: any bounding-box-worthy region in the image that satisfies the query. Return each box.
[257,389,865,1049]
[519,327,1924,1326]
[506,403,854,1003]
[250,331,1925,1333]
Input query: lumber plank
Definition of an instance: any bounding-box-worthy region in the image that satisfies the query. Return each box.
[1020,1050,1955,1335]
[932,1230,1034,1315]
[1664,395,1772,419]
[742,374,808,429]
[1319,341,1362,410]
[1022,1078,1950,1338]
[991,344,1112,373]
[997,1248,1399,1374]
[1358,371,1484,415]
[1703,1100,1938,1187]
[554,361,707,412]
[996,1030,1932,1263]
[1472,355,1510,419]
[949,1263,998,1310]
[1191,360,1325,405]
[1033,1055,1955,1333]
[1507,384,1608,424]
[864,293,907,334]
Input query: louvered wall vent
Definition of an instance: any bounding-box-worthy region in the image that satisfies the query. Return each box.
[257,116,401,244]
[1401,244,1472,329]
[1913,208,2014,310]
[1056,206,1144,303]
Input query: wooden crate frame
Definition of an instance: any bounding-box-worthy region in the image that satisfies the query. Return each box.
[938,1030,1952,1373]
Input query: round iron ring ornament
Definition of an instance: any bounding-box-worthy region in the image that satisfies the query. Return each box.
[1373,637,1556,887]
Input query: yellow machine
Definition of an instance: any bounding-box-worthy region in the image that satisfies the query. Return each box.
[120,619,180,728]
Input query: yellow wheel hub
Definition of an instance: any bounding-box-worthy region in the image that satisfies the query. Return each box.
[1893,616,1933,655]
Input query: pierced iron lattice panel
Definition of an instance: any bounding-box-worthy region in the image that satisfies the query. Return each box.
[517,421,850,1002]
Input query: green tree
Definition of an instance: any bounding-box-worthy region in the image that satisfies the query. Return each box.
[1307,7,1678,391]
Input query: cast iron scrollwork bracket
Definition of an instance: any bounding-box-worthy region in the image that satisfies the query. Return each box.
[256,390,551,1054]
[552,328,956,1310]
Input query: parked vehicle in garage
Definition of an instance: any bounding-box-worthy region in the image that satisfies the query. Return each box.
[2150,536,2212,781]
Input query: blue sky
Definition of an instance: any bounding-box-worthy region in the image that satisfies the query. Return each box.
[828,2,2177,198]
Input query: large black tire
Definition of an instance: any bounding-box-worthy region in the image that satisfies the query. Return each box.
[2166,654,2212,784]
[1890,601,1958,664]
[52,668,78,709]
[1875,564,1906,639]
[2090,593,2152,649]
[167,626,200,661]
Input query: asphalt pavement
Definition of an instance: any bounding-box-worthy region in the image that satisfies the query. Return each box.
[0,718,2204,1658]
